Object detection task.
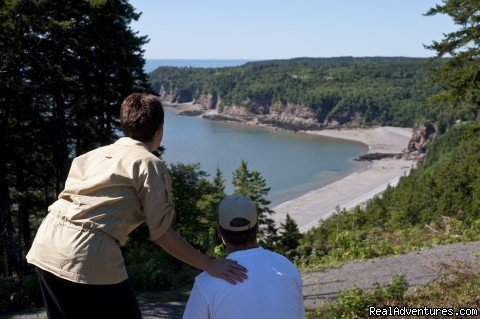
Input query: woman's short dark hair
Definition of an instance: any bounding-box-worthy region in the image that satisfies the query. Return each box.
[218,218,258,246]
[120,93,164,142]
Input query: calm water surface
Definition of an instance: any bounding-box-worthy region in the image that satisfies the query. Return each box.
[162,110,368,206]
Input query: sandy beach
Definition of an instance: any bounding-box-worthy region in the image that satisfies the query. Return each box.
[164,103,416,233]
[273,127,416,232]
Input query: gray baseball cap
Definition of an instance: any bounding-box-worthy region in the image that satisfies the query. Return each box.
[218,195,258,231]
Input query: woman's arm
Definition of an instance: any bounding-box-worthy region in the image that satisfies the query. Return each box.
[154,226,247,284]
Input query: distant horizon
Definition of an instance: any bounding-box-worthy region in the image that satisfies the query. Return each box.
[143,56,441,72]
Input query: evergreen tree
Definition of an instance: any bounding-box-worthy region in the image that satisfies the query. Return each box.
[168,163,210,246]
[232,160,250,197]
[262,218,280,251]
[425,0,480,118]
[232,160,279,247]
[196,167,227,256]
[279,214,302,259]
[0,0,150,277]
[212,166,226,194]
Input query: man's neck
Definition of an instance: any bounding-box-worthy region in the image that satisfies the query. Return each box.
[225,242,259,254]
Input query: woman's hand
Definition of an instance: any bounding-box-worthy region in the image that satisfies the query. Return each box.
[205,259,248,284]
[155,228,247,284]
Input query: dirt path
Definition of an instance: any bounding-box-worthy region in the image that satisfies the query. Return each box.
[4,241,479,318]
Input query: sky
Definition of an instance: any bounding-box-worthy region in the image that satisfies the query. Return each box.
[128,0,457,60]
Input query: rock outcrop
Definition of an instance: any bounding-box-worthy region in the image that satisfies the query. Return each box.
[408,122,437,154]
[161,92,423,135]
[354,153,403,161]
[164,93,325,131]
[194,93,219,109]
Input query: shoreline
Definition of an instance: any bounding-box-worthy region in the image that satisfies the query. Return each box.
[274,127,415,232]
[164,103,416,232]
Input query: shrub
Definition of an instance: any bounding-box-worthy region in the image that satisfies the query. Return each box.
[124,242,197,291]
[306,275,409,319]
[0,275,43,314]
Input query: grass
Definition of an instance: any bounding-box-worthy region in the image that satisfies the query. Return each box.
[306,261,480,319]
[296,217,480,272]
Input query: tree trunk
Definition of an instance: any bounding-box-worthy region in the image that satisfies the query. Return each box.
[0,104,19,277]
[53,92,69,197]
[106,107,112,143]
[18,200,31,275]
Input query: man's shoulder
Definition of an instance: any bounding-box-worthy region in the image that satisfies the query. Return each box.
[195,271,224,286]
[262,248,295,263]
[192,271,231,299]
[261,249,302,275]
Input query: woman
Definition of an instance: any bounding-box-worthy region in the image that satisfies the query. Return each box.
[27,93,247,318]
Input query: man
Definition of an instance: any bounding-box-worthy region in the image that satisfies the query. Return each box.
[183,195,305,319]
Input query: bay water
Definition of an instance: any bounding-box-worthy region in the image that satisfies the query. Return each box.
[147,59,368,206]
[162,110,368,206]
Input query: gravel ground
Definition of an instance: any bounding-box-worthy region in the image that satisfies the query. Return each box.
[4,241,479,318]
[302,241,480,309]
[1,302,187,319]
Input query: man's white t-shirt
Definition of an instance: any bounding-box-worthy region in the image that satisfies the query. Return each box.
[183,247,305,319]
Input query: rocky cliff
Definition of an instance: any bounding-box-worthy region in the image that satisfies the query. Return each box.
[161,90,334,131]
[408,122,437,155]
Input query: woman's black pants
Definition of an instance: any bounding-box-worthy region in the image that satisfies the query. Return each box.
[36,268,142,319]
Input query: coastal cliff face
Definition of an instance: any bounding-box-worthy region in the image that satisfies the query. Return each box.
[160,84,380,130]
[195,93,220,110]
[161,90,333,131]
[408,122,437,154]
[159,87,189,104]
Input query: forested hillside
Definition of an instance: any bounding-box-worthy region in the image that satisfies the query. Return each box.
[294,0,480,273]
[149,57,446,128]
[297,120,480,268]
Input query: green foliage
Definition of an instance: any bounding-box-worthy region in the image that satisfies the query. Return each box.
[232,160,279,248]
[149,57,443,127]
[372,121,480,227]
[279,214,302,259]
[408,273,480,309]
[308,273,480,319]
[169,163,220,251]
[0,0,151,279]
[124,241,197,291]
[0,275,43,314]
[232,160,252,197]
[301,0,480,274]
[425,0,480,118]
[297,120,480,269]
[123,161,301,291]
[124,162,226,291]
[307,276,409,319]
